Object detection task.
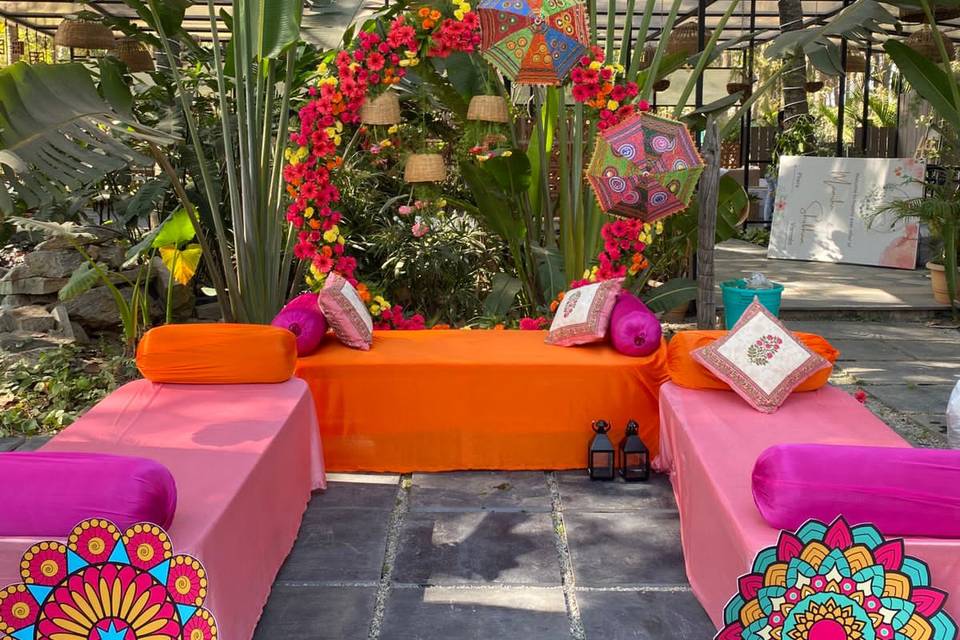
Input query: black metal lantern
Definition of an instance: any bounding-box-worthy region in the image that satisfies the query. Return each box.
[588,420,616,481]
[619,420,650,482]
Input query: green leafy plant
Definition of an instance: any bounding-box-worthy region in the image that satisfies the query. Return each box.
[1,344,137,437]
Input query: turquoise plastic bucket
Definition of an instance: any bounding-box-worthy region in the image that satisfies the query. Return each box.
[721,279,784,329]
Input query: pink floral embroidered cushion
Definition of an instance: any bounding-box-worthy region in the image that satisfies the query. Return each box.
[691,298,831,413]
[318,273,373,350]
[546,279,624,347]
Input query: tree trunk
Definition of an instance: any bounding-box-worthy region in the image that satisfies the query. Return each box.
[697,119,721,329]
[778,0,810,130]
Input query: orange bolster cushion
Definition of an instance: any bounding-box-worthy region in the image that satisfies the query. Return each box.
[668,330,839,392]
[136,324,297,384]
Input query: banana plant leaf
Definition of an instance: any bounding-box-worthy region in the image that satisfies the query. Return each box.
[641,278,696,314]
[883,40,960,131]
[0,62,176,215]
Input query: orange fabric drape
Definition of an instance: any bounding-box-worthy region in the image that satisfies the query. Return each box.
[296,330,670,472]
[137,324,297,384]
[667,330,839,393]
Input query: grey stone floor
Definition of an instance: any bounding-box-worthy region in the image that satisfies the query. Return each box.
[252,319,959,639]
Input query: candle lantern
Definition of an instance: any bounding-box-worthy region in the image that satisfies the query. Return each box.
[619,420,650,482]
[588,420,616,481]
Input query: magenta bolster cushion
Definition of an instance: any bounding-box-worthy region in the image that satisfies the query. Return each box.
[283,292,320,311]
[0,452,177,536]
[752,444,960,538]
[609,291,662,357]
[271,307,328,356]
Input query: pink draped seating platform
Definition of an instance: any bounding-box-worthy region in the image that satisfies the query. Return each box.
[657,382,960,630]
[0,378,325,640]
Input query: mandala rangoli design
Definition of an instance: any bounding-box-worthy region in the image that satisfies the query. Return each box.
[0,519,217,640]
[716,517,957,640]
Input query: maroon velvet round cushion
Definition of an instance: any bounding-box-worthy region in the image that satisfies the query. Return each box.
[0,452,177,536]
[609,291,662,357]
[271,306,328,356]
[753,444,960,538]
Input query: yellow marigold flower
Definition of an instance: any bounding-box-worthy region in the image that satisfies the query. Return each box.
[323,225,340,243]
[589,61,602,70]
[477,154,490,162]
[502,150,513,157]
[318,62,328,75]
[655,221,664,234]
[404,50,418,59]
[454,9,465,19]
[643,223,652,233]
[582,269,591,279]
[380,139,393,148]
[304,207,315,218]
[606,100,619,111]
[387,124,399,134]
[436,198,447,207]
[337,235,346,245]
[370,304,381,316]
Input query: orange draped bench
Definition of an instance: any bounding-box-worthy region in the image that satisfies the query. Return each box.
[295,330,670,472]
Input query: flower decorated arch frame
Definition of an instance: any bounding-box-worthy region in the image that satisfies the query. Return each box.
[282,0,651,326]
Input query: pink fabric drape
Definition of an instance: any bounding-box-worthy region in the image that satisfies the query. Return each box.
[657,382,960,630]
[0,379,325,640]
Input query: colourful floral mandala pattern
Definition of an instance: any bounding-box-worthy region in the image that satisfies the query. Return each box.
[0,519,217,640]
[716,517,957,640]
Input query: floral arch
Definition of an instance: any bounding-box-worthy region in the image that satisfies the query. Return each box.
[283,0,658,328]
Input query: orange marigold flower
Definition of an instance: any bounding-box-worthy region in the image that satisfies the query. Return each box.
[418,7,430,17]
[356,282,372,302]
[286,185,297,197]
[422,18,435,28]
[309,219,322,229]
[429,9,441,20]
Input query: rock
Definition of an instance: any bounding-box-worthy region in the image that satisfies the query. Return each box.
[0,274,68,295]
[63,285,125,330]
[18,250,86,279]
[8,306,56,333]
[0,308,13,332]
[34,226,120,251]
[90,244,127,269]
[0,331,73,367]
[1,294,32,309]
[195,301,223,322]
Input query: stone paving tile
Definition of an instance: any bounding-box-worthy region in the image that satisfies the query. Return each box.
[254,585,376,640]
[842,360,960,386]
[305,476,400,512]
[392,511,560,585]
[863,383,954,415]
[0,436,24,451]
[14,435,50,451]
[905,413,949,436]
[277,506,390,582]
[409,472,551,512]
[887,339,960,361]
[379,586,570,639]
[577,590,716,639]
[829,339,915,362]
[556,472,676,512]
[564,510,687,587]
[787,321,959,343]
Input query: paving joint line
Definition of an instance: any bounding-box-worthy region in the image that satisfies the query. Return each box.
[367,474,411,640]
[546,471,586,640]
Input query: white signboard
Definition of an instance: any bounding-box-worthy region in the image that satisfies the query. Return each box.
[768,156,925,269]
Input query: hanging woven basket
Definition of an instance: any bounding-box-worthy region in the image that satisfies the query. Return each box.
[906,27,956,63]
[404,154,447,183]
[467,95,510,123]
[804,80,825,93]
[653,78,671,92]
[845,49,866,73]
[54,18,116,50]
[360,91,401,126]
[667,22,710,58]
[116,38,154,72]
[638,46,655,70]
[899,3,960,22]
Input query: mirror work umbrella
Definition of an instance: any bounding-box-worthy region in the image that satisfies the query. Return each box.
[478,0,589,85]
[586,112,704,221]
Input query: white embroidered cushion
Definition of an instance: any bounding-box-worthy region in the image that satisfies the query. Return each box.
[546,279,624,347]
[317,273,373,350]
[691,298,831,413]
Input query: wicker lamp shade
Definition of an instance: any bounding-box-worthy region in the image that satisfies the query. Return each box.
[805,80,825,93]
[845,49,866,73]
[404,154,447,183]
[899,3,960,22]
[467,95,510,123]
[54,18,116,50]
[653,78,671,92]
[638,46,655,70]
[667,22,710,58]
[906,27,956,63]
[726,81,752,98]
[116,38,155,72]
[360,91,401,126]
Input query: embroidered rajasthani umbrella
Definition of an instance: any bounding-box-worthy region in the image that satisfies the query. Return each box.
[478,0,589,85]
[586,112,703,221]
